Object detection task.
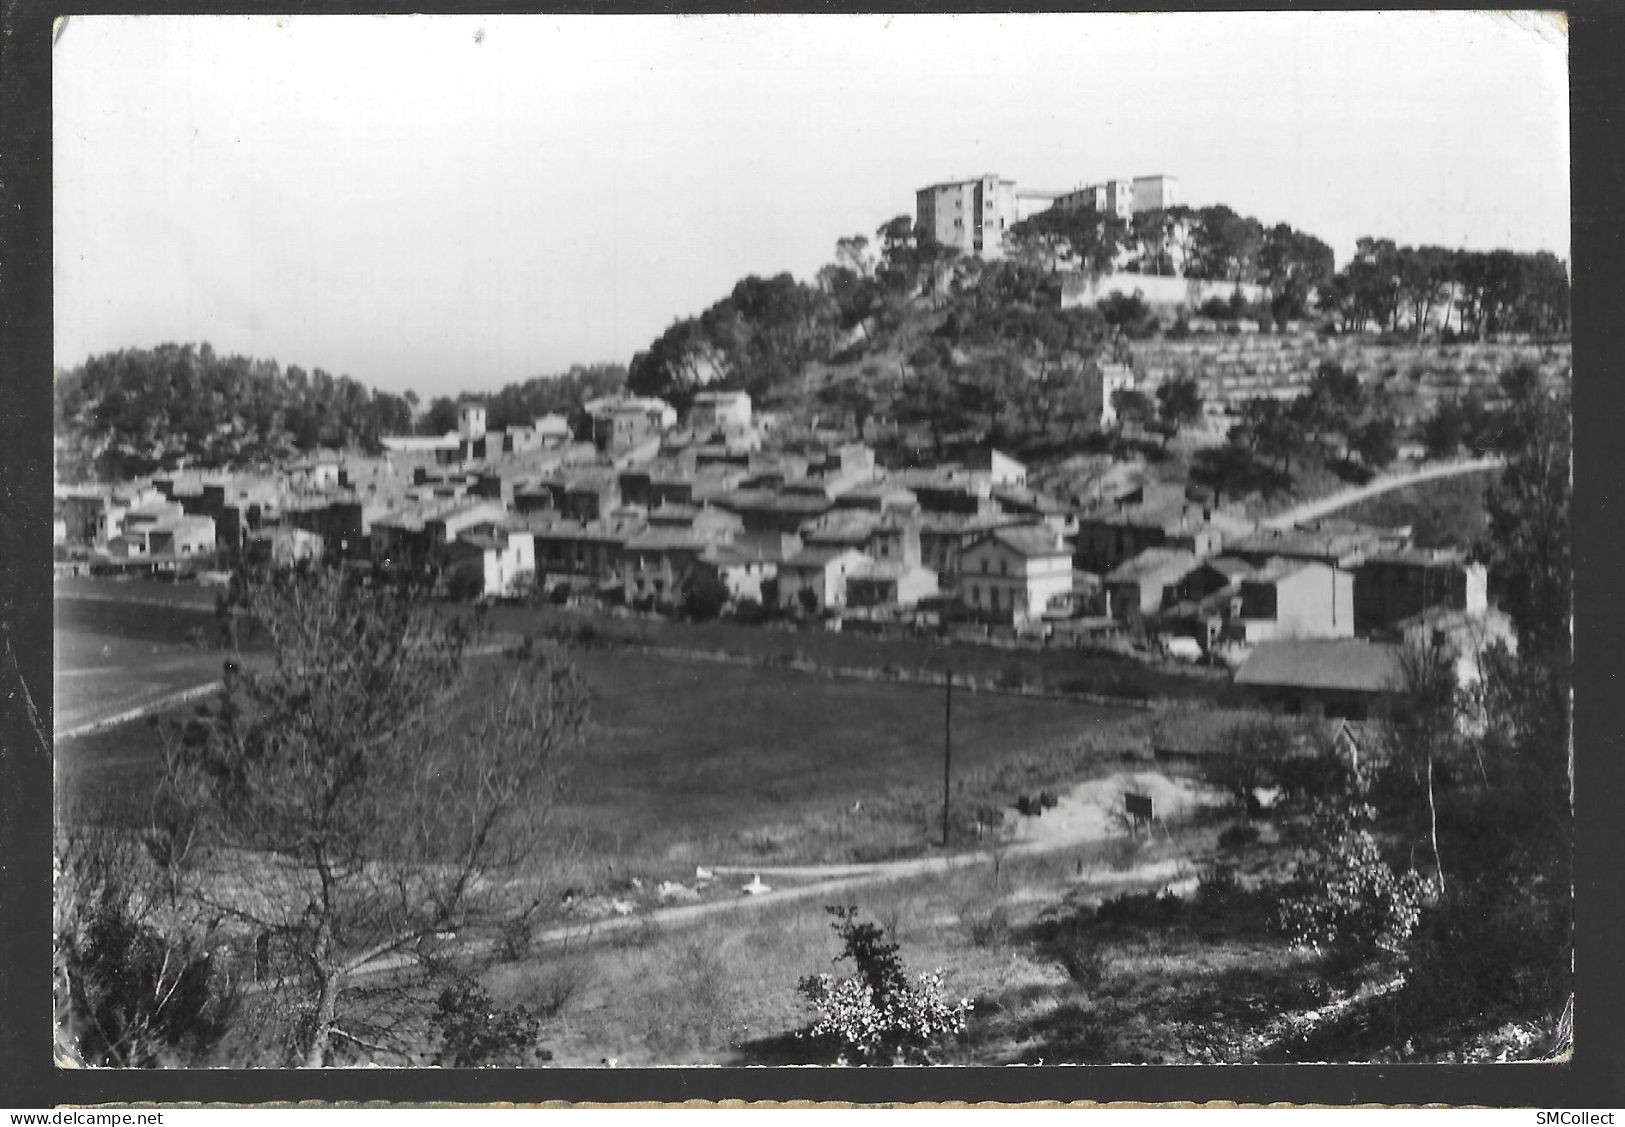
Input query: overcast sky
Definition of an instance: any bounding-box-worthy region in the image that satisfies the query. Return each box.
[54,12,1570,398]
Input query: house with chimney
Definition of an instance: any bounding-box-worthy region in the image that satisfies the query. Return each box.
[1221,558,1355,644]
[957,525,1074,624]
[1353,548,1488,635]
[843,517,940,610]
[1103,548,1200,620]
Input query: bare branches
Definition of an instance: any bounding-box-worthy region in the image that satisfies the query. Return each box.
[158,566,589,1066]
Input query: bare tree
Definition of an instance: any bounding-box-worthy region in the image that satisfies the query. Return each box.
[162,566,589,1066]
[1388,635,1464,897]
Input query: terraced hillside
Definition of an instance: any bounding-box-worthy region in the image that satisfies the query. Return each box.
[1128,333,1571,426]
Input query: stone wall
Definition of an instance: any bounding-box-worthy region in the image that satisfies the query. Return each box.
[1061,272,1268,311]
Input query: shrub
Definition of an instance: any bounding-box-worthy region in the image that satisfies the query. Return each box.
[1094,888,1184,928]
[996,665,1029,690]
[1057,944,1108,991]
[430,978,551,1068]
[526,953,593,1020]
[681,572,731,621]
[964,902,1011,949]
[733,597,768,626]
[54,828,238,1069]
[57,892,236,1068]
[1275,827,1434,958]
[796,905,972,1065]
[1218,823,1260,852]
[1196,863,1241,907]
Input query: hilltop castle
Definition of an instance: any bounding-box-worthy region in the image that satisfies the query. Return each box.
[915,173,1180,259]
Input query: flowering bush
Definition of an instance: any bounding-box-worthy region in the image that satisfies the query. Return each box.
[798,969,972,1064]
[1276,808,1435,959]
[796,906,973,1065]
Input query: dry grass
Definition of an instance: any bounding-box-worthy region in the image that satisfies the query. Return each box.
[476,829,1215,1066]
[463,815,1384,1067]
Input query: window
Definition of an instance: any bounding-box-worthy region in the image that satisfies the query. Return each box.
[1000,559,1008,576]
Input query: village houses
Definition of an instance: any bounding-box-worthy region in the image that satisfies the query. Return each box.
[958,525,1073,625]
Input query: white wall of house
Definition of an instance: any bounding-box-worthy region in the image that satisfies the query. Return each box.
[711,560,774,603]
[461,532,536,599]
[779,551,868,612]
[1231,564,1355,642]
[958,542,1073,623]
[691,392,753,432]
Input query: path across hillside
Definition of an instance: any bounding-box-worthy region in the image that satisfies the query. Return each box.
[326,771,1216,987]
[1259,456,1502,531]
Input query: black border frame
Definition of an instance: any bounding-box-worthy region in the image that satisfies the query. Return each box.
[4,0,1622,1108]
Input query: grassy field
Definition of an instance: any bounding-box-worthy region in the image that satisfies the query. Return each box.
[56,592,1146,867]
[53,592,226,733]
[485,603,1230,705]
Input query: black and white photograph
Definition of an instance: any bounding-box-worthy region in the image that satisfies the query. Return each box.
[37,10,1576,1076]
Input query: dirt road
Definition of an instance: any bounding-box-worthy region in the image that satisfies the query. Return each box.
[1259,456,1502,531]
[336,770,1222,984]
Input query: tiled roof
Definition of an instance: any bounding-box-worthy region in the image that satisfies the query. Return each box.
[456,532,508,553]
[970,525,1069,559]
[1390,605,1513,639]
[841,481,916,500]
[1363,547,1472,568]
[1105,548,1199,583]
[994,487,1072,519]
[1295,516,1408,537]
[916,512,1015,534]
[714,490,833,514]
[1243,556,1313,585]
[801,509,882,541]
[1229,528,1376,561]
[703,541,789,567]
[624,529,711,553]
[647,502,702,522]
[1234,640,1405,693]
[784,546,870,569]
[527,517,645,543]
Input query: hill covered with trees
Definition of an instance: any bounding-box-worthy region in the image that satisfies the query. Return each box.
[54,343,416,481]
[624,203,1568,466]
[52,343,627,483]
[55,202,1567,489]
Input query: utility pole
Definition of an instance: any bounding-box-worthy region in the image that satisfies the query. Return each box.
[942,666,953,848]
